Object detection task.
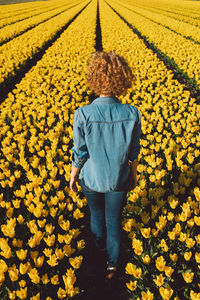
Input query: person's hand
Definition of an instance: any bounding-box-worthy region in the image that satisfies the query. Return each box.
[70,175,80,193]
[127,173,137,192]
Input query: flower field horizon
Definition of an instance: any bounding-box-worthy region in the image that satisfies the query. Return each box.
[0,0,200,299]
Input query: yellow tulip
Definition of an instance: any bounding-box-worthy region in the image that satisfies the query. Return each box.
[0,272,5,284]
[41,273,50,285]
[51,274,59,285]
[155,256,166,272]
[159,285,173,300]
[182,272,194,283]
[16,249,27,261]
[19,280,26,288]
[164,266,174,277]
[73,208,84,220]
[16,287,27,300]
[28,268,40,284]
[126,280,137,291]
[125,262,136,275]
[140,227,151,238]
[142,255,151,264]
[153,274,165,287]
[8,264,19,282]
[69,256,83,269]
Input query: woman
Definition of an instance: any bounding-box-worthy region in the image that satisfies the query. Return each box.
[70,51,141,281]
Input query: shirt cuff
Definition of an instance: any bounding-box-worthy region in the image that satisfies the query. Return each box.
[72,161,83,169]
[129,157,138,163]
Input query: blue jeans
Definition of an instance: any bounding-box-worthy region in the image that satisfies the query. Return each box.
[80,178,127,267]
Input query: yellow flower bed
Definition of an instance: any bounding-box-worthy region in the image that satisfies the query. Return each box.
[122,0,200,27]
[100,0,200,299]
[0,0,89,88]
[0,1,66,29]
[0,1,46,17]
[0,1,79,44]
[107,0,200,88]
[1,0,200,298]
[0,0,96,298]
[114,0,200,43]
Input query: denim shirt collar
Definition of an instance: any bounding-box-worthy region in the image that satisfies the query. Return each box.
[92,96,121,104]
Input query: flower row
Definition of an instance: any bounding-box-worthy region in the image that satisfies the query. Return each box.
[0,0,88,88]
[132,2,200,27]
[108,0,200,88]
[115,0,200,43]
[0,1,45,17]
[122,0,200,27]
[0,1,82,45]
[0,0,66,29]
[100,0,200,299]
[0,0,97,299]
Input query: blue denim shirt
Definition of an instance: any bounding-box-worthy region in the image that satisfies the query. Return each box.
[71,96,141,192]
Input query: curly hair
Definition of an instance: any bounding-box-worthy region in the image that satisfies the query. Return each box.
[86,51,134,96]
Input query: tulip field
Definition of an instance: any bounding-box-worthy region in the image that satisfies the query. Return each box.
[0,0,200,299]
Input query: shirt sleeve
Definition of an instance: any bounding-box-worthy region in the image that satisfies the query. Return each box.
[71,109,89,169]
[128,108,141,162]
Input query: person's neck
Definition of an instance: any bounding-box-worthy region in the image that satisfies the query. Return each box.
[100,94,113,97]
